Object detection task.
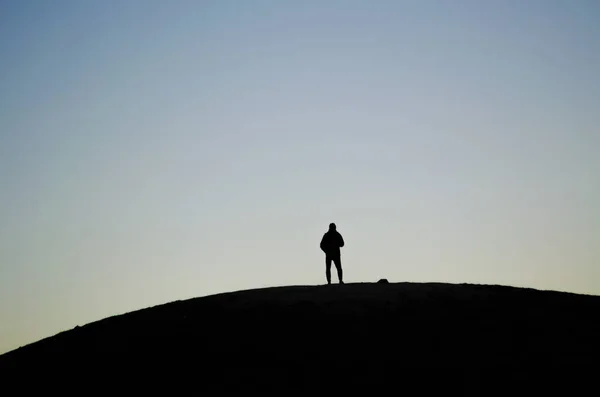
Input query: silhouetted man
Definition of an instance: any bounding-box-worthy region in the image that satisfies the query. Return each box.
[320,223,345,284]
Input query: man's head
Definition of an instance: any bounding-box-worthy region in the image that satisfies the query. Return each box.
[329,223,336,231]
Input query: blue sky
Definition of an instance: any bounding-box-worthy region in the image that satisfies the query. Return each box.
[1,0,599,354]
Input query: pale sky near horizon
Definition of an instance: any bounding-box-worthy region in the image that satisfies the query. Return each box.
[1,0,599,355]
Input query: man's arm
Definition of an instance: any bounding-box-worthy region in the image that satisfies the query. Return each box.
[320,235,326,252]
[339,234,344,248]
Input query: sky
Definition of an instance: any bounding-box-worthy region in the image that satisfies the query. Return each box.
[1,0,599,355]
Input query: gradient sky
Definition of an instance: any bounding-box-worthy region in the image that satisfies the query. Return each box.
[1,0,599,355]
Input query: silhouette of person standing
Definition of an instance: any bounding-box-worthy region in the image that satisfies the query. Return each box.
[320,223,345,284]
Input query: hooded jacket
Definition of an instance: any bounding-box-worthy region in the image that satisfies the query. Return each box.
[320,228,345,257]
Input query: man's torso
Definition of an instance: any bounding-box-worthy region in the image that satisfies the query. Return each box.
[322,231,342,257]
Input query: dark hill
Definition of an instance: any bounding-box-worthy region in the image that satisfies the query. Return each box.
[1,282,599,393]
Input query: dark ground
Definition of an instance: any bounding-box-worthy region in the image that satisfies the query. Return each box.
[1,281,599,394]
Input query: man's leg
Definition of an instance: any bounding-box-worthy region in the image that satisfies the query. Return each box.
[333,256,343,284]
[325,256,332,284]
